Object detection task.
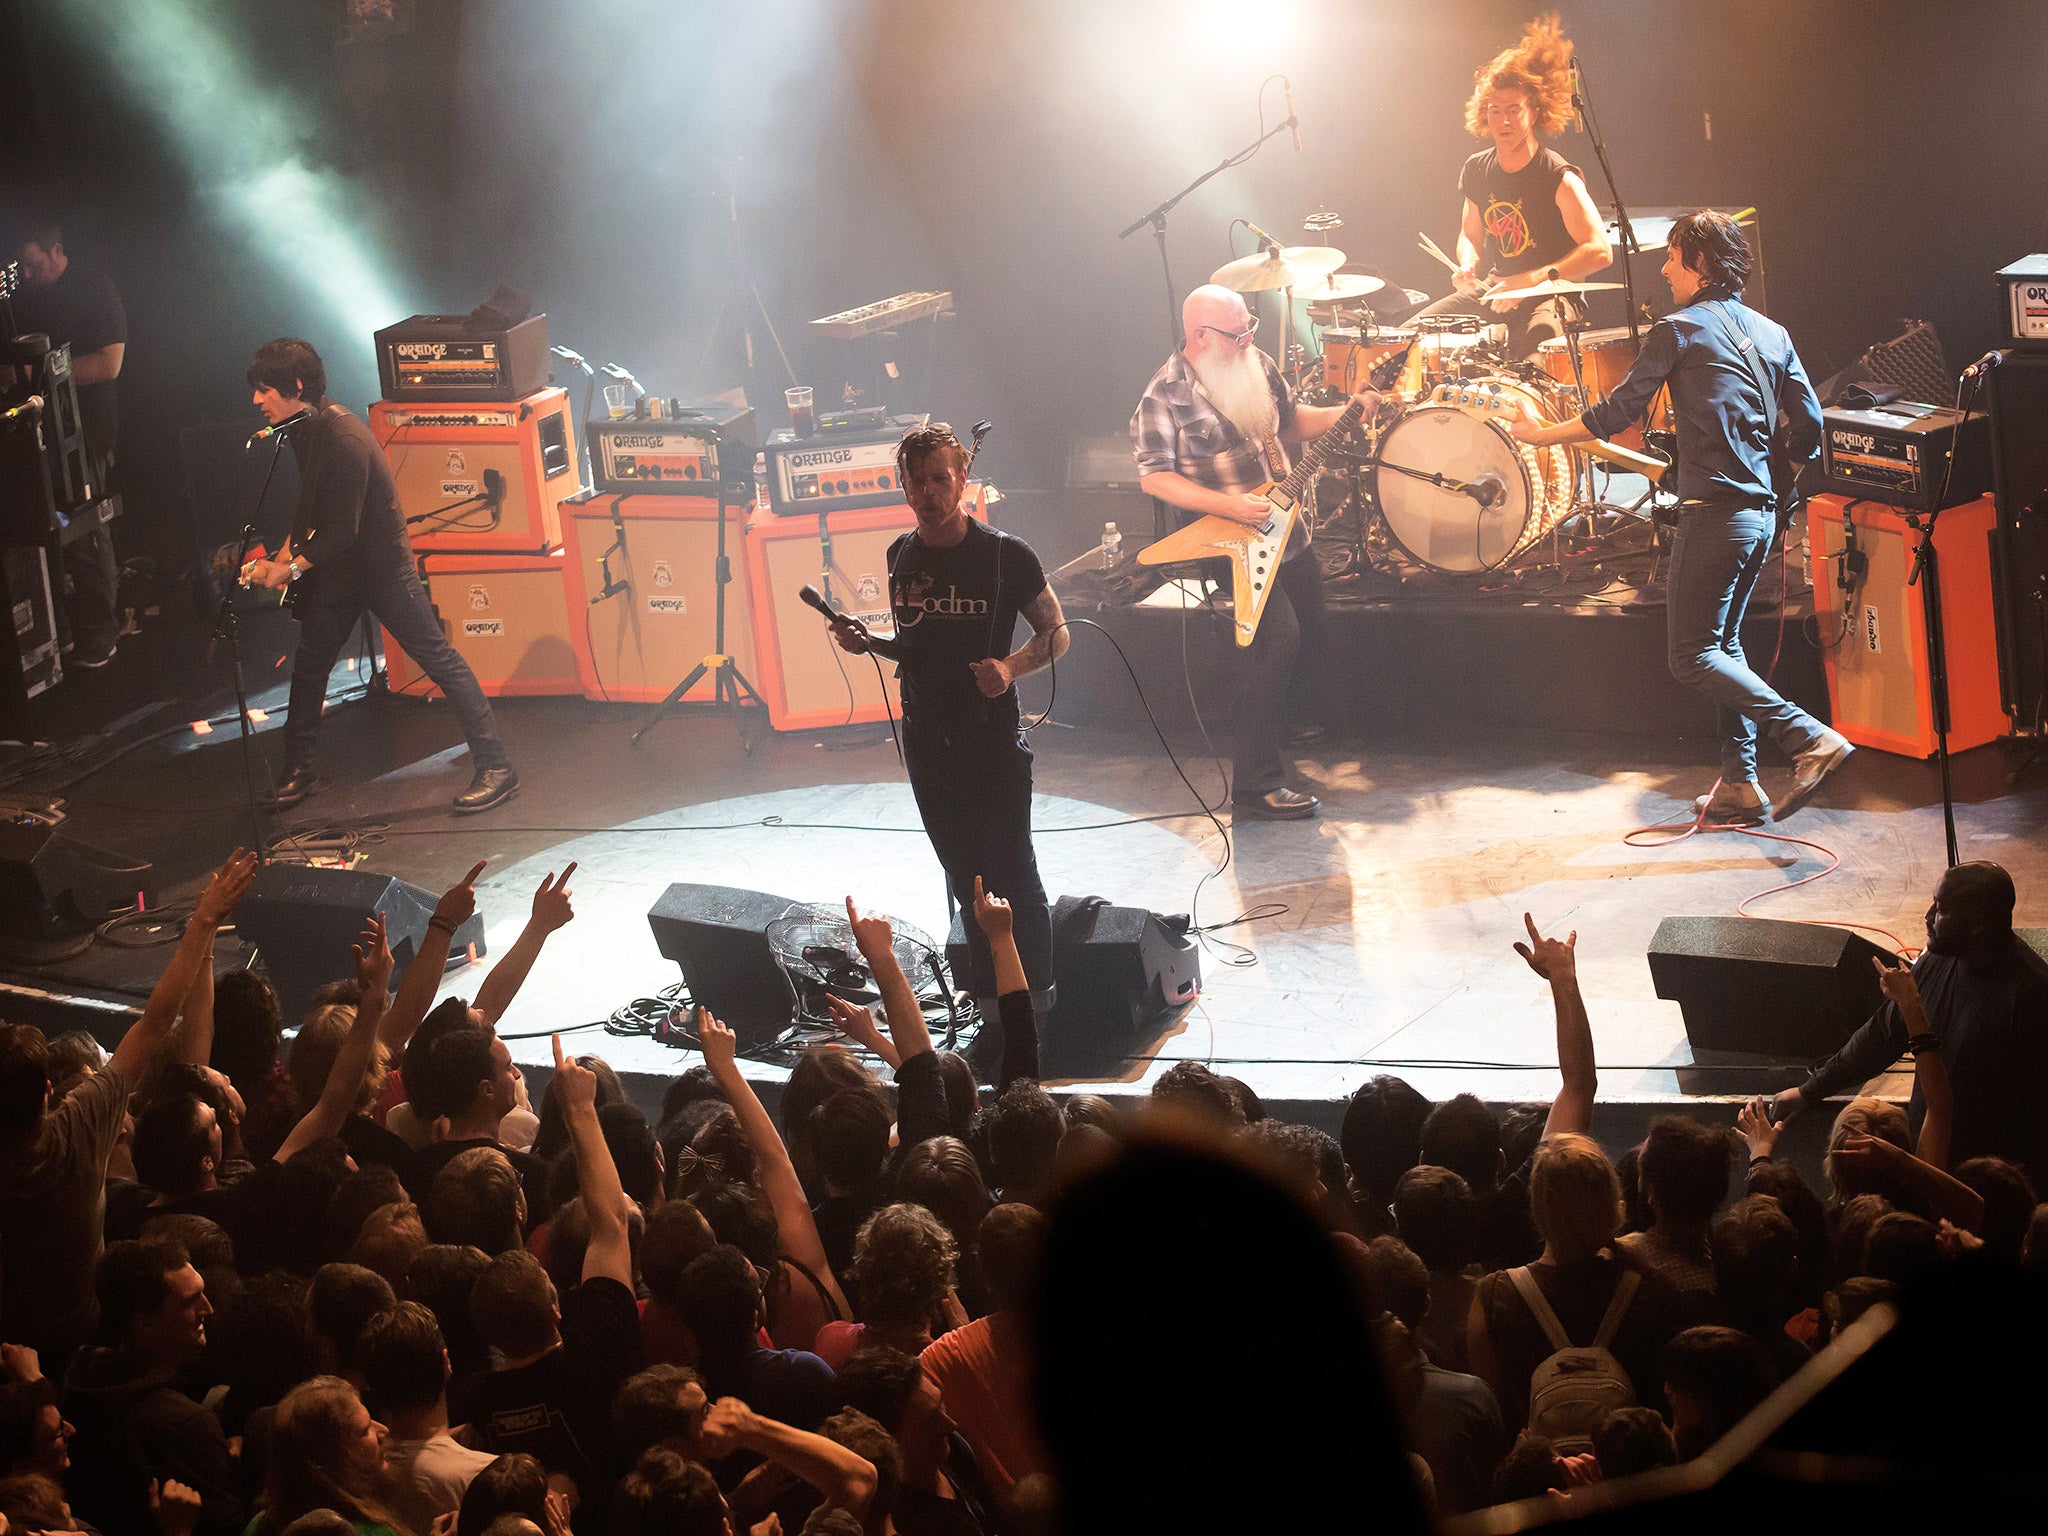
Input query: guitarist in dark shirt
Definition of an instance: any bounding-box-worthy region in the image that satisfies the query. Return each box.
[239,338,518,814]
[1509,213,1848,825]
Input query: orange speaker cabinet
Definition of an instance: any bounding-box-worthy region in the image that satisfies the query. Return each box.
[369,389,579,554]
[559,492,758,704]
[381,548,582,698]
[1807,493,2006,757]
[744,487,992,733]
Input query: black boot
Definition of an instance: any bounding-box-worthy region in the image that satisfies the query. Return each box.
[453,765,519,814]
[273,765,321,809]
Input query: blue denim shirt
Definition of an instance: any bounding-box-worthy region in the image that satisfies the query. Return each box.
[1581,292,1822,508]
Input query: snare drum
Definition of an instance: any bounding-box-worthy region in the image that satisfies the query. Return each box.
[1535,326,1674,450]
[1373,377,1576,573]
[1321,327,1417,395]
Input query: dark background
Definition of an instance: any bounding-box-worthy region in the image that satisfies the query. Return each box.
[4,0,2044,574]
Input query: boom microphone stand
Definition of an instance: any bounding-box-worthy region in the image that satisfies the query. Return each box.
[1569,56,1643,350]
[1119,95,1302,354]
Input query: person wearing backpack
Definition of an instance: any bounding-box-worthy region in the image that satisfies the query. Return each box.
[1468,1133,1691,1442]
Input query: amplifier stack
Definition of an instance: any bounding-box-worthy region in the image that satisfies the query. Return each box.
[370,307,584,697]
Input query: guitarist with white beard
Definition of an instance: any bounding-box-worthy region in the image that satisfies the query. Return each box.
[1131,284,1377,820]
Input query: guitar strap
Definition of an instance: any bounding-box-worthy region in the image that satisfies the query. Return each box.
[1702,299,1799,531]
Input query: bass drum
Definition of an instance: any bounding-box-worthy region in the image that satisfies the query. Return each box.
[1373,378,1576,573]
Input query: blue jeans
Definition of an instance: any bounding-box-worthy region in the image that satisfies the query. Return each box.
[285,566,511,773]
[1666,502,1826,781]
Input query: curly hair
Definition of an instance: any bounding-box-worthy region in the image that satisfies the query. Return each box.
[846,1202,956,1331]
[1464,13,1576,139]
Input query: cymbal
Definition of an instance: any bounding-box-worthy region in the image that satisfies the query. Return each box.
[1489,278,1625,299]
[1211,244,1346,293]
[1299,271,1386,303]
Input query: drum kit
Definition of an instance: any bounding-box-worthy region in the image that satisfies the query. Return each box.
[1207,221,1672,580]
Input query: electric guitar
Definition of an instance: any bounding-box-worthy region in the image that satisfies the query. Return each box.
[1137,394,1370,646]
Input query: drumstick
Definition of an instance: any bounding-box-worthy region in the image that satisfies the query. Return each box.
[1416,232,1460,272]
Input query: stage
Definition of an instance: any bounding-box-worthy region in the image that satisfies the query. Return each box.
[5,590,2041,1173]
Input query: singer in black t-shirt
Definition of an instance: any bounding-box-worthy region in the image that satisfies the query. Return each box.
[238,338,518,815]
[827,424,1067,1050]
[1414,16,1611,359]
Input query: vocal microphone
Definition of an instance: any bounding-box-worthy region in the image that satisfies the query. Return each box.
[0,394,43,425]
[1962,349,2008,381]
[247,409,312,447]
[798,584,846,622]
[1245,219,1284,253]
[1283,78,1302,153]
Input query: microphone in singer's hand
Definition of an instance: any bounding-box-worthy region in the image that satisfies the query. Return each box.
[798,584,844,621]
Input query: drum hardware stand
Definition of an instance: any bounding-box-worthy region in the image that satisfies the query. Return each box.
[1117,102,1304,353]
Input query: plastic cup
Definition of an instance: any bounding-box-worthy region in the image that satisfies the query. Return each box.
[604,383,631,420]
[786,385,815,437]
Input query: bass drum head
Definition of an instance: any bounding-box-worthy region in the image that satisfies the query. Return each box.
[1373,405,1534,573]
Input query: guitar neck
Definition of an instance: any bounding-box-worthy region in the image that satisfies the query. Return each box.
[1272,397,1366,500]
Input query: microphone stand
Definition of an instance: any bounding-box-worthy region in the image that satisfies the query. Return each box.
[1118,109,1300,355]
[213,431,296,855]
[1571,58,1643,350]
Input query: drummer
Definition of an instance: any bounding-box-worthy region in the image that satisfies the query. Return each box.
[1415,14,1612,360]
[1130,284,1379,821]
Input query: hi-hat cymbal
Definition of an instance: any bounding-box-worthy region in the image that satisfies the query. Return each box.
[1211,244,1347,293]
[1299,271,1386,303]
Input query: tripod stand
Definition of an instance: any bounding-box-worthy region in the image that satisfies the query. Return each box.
[631,491,767,752]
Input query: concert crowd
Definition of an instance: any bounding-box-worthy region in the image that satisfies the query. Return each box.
[1,849,2043,1536]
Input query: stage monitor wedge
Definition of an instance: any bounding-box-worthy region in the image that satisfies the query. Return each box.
[1648,915,1890,1060]
[237,865,487,1026]
[647,883,806,1049]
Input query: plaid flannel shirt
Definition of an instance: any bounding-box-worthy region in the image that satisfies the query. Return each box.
[1129,348,1309,557]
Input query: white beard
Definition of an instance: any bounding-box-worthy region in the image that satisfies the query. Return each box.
[1191,344,1280,448]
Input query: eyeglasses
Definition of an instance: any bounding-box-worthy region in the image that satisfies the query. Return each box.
[1199,317,1260,346]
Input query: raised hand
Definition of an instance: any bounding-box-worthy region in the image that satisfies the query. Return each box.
[1513,912,1577,981]
[531,863,577,933]
[697,1008,738,1075]
[194,849,260,926]
[972,875,1013,940]
[1936,1218,1984,1257]
[551,1033,597,1111]
[434,860,487,930]
[354,912,394,998]
[1871,955,1926,1019]
[824,993,885,1049]
[697,1396,754,1458]
[1767,1087,1807,1126]
[150,1478,202,1536]
[1737,1096,1780,1162]
[843,896,894,959]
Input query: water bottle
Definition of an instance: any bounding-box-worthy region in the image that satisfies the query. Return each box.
[753,452,771,516]
[1101,521,1122,569]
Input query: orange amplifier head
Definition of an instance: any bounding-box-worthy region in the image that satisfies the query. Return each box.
[762,417,931,516]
